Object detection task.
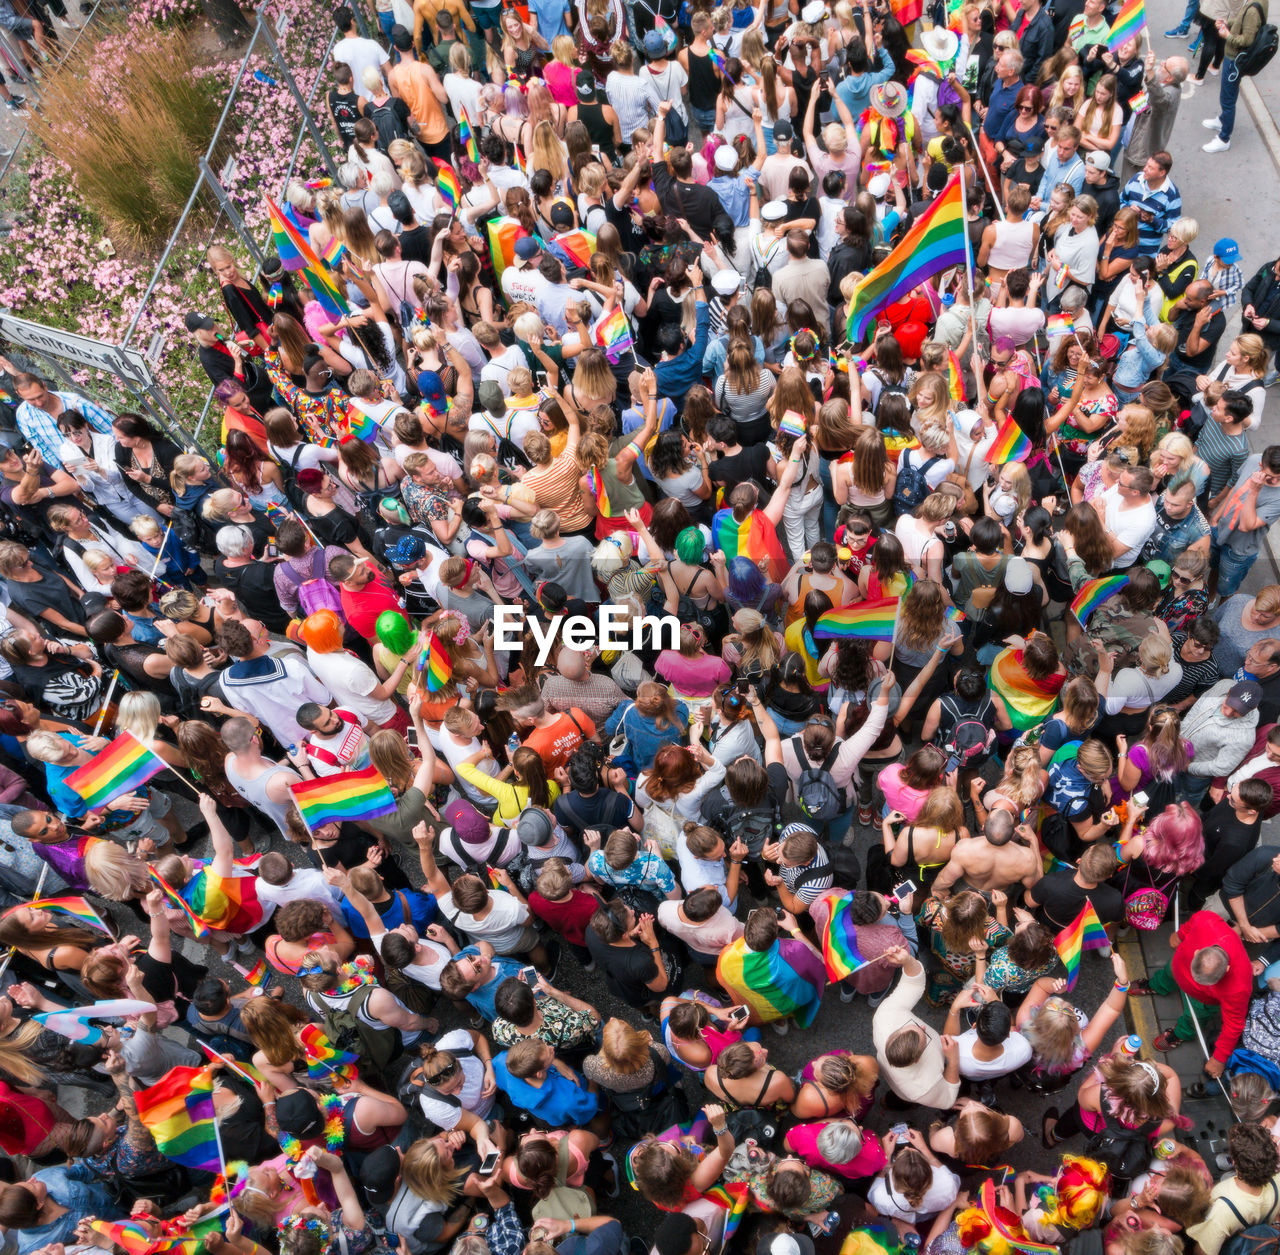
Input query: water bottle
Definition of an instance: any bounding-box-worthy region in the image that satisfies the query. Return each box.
[471,1216,489,1233]
[1119,1034,1143,1057]
[506,732,521,758]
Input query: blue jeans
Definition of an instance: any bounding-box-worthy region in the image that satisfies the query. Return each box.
[1212,534,1258,598]
[1177,771,1213,807]
[1219,56,1241,140]
[1173,0,1198,29]
[690,105,717,137]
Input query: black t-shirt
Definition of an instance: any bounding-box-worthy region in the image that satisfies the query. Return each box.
[4,565,85,628]
[1174,306,1226,372]
[1258,673,1280,726]
[786,195,822,258]
[585,931,659,1005]
[710,445,774,497]
[652,164,721,238]
[1032,869,1124,931]
[138,950,205,1017]
[553,787,634,837]
[329,89,363,147]
[1200,800,1262,884]
[212,557,290,633]
[1005,158,1042,197]
[399,224,433,266]
[316,825,412,890]
[604,196,647,256]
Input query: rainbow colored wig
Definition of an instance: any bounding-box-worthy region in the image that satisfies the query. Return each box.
[958,1182,1058,1255]
[1039,1155,1111,1230]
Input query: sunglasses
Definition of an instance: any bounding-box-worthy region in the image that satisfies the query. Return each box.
[426,1059,460,1085]
[1172,572,1194,584]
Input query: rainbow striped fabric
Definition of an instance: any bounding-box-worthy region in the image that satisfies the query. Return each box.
[266,196,350,319]
[708,45,727,74]
[149,867,210,939]
[184,867,263,936]
[779,409,808,440]
[1071,574,1129,624]
[984,415,1034,464]
[1054,901,1110,989]
[592,305,633,361]
[847,174,970,343]
[554,228,596,269]
[417,632,452,693]
[716,935,827,1027]
[711,507,788,583]
[5,895,110,934]
[487,217,523,281]
[588,467,611,519]
[1046,311,1076,337]
[458,105,480,164]
[133,1064,221,1173]
[812,597,899,641]
[343,400,379,443]
[290,765,399,830]
[299,1023,359,1084]
[814,890,873,980]
[433,159,461,212]
[64,731,165,809]
[1107,0,1146,50]
[990,646,1065,732]
[1129,88,1150,113]
[90,1221,202,1255]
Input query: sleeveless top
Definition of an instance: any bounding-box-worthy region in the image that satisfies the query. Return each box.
[576,99,616,158]
[687,48,720,111]
[661,993,745,1073]
[225,759,296,837]
[988,220,1036,271]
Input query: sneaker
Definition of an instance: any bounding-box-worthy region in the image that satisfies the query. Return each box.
[5,95,24,110]
[1203,136,1231,152]
[771,1018,790,1035]
[1208,63,1220,74]
[1154,1027,1188,1051]
[1203,115,1222,128]
[1164,24,1190,35]
[858,804,874,826]
[839,982,857,1002]
[867,985,891,1008]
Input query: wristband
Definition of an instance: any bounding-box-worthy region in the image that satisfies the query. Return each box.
[711,1124,729,1137]
[1114,981,1129,992]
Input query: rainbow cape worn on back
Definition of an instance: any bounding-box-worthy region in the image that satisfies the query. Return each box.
[716,937,827,1027]
[133,1064,221,1173]
[711,507,788,583]
[554,228,596,269]
[1054,901,1110,989]
[990,646,1065,733]
[812,597,899,641]
[846,173,969,343]
[813,890,874,981]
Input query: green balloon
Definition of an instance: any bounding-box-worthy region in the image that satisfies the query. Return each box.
[375,610,414,655]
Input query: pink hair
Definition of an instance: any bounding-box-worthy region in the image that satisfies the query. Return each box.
[1142,801,1205,877]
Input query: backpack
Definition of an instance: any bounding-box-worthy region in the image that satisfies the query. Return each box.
[281,548,345,619]
[1235,3,1279,75]
[1083,1108,1159,1181]
[276,444,310,510]
[892,452,943,515]
[873,374,910,416]
[717,802,779,859]
[1220,1186,1280,1255]
[938,693,995,768]
[1121,860,1174,931]
[790,736,845,823]
[370,100,410,152]
[677,566,724,642]
[311,984,400,1086]
[477,413,532,474]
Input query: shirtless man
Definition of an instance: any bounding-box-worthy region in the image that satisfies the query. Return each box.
[930,811,1043,896]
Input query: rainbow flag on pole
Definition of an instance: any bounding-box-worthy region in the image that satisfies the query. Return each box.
[1129,87,1150,113]
[148,867,211,940]
[812,597,900,641]
[814,891,874,981]
[197,1041,262,1087]
[299,1023,359,1085]
[416,632,452,693]
[290,766,399,830]
[1071,574,1130,624]
[64,730,165,809]
[984,415,1034,464]
[1046,311,1077,338]
[711,507,788,583]
[133,1065,222,1173]
[265,196,350,319]
[708,45,727,74]
[588,467,611,519]
[1107,0,1146,50]
[487,217,523,282]
[847,173,969,343]
[592,305,633,361]
[458,105,480,164]
[433,159,461,212]
[779,409,808,440]
[5,895,111,934]
[1054,901,1110,988]
[343,400,379,443]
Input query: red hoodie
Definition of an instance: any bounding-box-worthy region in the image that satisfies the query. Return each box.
[1171,910,1252,1063]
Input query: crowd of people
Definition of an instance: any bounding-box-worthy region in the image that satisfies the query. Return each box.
[2,1,1280,1255]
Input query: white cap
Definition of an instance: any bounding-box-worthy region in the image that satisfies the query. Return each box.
[801,0,828,22]
[761,199,789,221]
[1085,150,1112,170]
[867,173,891,198]
[714,144,738,173]
[711,269,741,296]
[1004,555,1034,595]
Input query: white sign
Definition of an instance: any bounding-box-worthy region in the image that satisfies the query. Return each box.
[0,313,156,388]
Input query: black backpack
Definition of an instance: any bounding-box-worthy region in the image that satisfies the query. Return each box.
[276,444,310,510]
[476,413,532,474]
[892,452,942,515]
[1235,2,1279,74]
[722,803,779,859]
[1084,1109,1159,1181]
[791,736,846,823]
[937,693,995,768]
[370,100,410,152]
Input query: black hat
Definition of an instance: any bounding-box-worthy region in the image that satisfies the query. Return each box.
[360,1146,401,1206]
[275,1090,326,1139]
[549,201,575,229]
[185,311,215,332]
[773,118,794,142]
[576,73,597,101]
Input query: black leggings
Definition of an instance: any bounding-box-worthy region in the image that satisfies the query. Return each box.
[1052,1100,1091,1140]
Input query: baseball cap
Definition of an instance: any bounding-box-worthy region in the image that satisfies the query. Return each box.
[1085,150,1112,170]
[549,200,575,229]
[1214,237,1240,263]
[711,269,740,297]
[773,118,794,142]
[714,144,738,173]
[761,199,788,221]
[1227,681,1263,713]
[576,73,597,101]
[417,370,448,413]
[276,1091,325,1139]
[514,236,542,261]
[386,534,427,568]
[1003,555,1033,595]
[643,30,666,57]
[444,798,491,846]
[517,808,553,847]
[360,1147,401,1207]
[1023,136,1045,155]
[185,311,215,332]
[867,173,891,198]
[1146,558,1171,589]
[477,380,506,415]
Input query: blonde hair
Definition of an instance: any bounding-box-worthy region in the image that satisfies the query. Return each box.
[1001,462,1032,513]
[1235,333,1270,375]
[402,1137,469,1206]
[170,453,207,496]
[1255,585,1280,617]
[117,691,162,743]
[600,1017,652,1072]
[822,122,849,155]
[530,120,567,185]
[551,33,576,65]
[1138,635,1172,677]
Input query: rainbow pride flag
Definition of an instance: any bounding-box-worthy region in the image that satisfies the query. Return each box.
[148,867,211,940]
[815,890,873,980]
[847,174,969,343]
[592,305,633,362]
[555,228,596,269]
[1071,574,1129,624]
[321,236,346,270]
[708,45,727,74]
[417,632,452,693]
[234,958,269,988]
[458,105,480,164]
[5,895,111,934]
[703,1182,751,1242]
[779,409,808,440]
[197,1041,263,1086]
[711,507,788,583]
[266,281,283,308]
[265,197,350,319]
[946,348,965,403]
[91,1221,203,1255]
[487,217,523,282]
[1046,311,1077,337]
[716,935,827,1027]
[64,730,165,809]
[984,415,1034,464]
[812,597,899,641]
[134,1065,221,1173]
[344,400,379,443]
[185,867,263,936]
[1055,900,1110,989]
[588,467,611,519]
[290,765,399,830]
[990,646,1065,733]
[1107,0,1146,50]
[1129,88,1150,113]
[433,159,461,212]
[513,144,527,178]
[299,1023,359,1085]
[904,48,945,81]
[891,0,924,25]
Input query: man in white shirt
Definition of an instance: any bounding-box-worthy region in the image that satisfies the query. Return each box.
[255,851,344,915]
[1101,467,1159,569]
[300,617,412,734]
[475,323,530,397]
[333,5,390,101]
[874,948,962,1108]
[944,986,1033,1081]
[437,871,551,967]
[501,237,550,308]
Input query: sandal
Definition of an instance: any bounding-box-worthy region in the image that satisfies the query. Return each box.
[1041,1106,1060,1149]
[1154,1028,1187,1051]
[1127,978,1154,997]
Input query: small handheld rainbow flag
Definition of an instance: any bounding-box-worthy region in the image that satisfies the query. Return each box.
[592,305,633,362]
[812,597,900,641]
[306,178,332,190]
[554,228,596,269]
[513,145,528,178]
[134,1064,222,1174]
[433,159,461,213]
[946,348,965,403]
[321,237,346,270]
[708,45,727,75]
[234,958,269,988]
[1046,311,1077,337]
[290,765,399,830]
[984,415,1034,464]
[5,895,111,934]
[703,1182,751,1243]
[458,105,480,164]
[904,48,945,80]
[1129,87,1150,113]
[588,467,611,519]
[1071,574,1129,625]
[816,891,873,981]
[343,400,379,443]
[779,409,808,440]
[1107,0,1146,50]
[91,1220,203,1255]
[65,730,166,809]
[148,867,211,939]
[417,631,452,693]
[266,281,284,308]
[1054,900,1110,989]
[197,1041,263,1086]
[946,606,967,626]
[299,1023,359,1085]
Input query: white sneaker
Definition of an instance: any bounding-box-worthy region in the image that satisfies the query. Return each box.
[1203,115,1222,128]
[1208,63,1220,74]
[1203,136,1231,152]
[770,1018,790,1035]
[1181,79,1198,98]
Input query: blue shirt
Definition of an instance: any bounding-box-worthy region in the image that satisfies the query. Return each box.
[1036,148,1086,203]
[340,888,437,940]
[456,944,523,1022]
[983,75,1024,143]
[621,397,677,480]
[1120,172,1183,253]
[835,48,896,120]
[16,392,113,468]
[527,0,570,42]
[492,1051,600,1125]
[708,174,753,226]
[654,300,711,412]
[16,1165,118,1254]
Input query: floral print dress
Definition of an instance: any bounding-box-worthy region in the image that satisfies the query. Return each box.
[918,896,1012,1004]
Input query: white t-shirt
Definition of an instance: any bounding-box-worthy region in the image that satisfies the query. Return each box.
[1101,484,1157,568]
[481,344,528,397]
[305,650,396,726]
[374,929,451,991]
[956,1028,1034,1078]
[416,1028,494,1128]
[334,36,390,100]
[900,445,955,490]
[867,1164,962,1222]
[439,890,531,954]
[501,264,549,309]
[656,900,745,953]
[256,868,343,913]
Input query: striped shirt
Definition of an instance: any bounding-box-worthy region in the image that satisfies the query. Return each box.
[604,71,661,144]
[1195,416,1249,496]
[17,392,113,466]
[523,429,593,531]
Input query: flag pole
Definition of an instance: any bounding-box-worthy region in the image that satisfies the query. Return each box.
[886,594,903,675]
[957,162,982,383]
[963,121,1006,221]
